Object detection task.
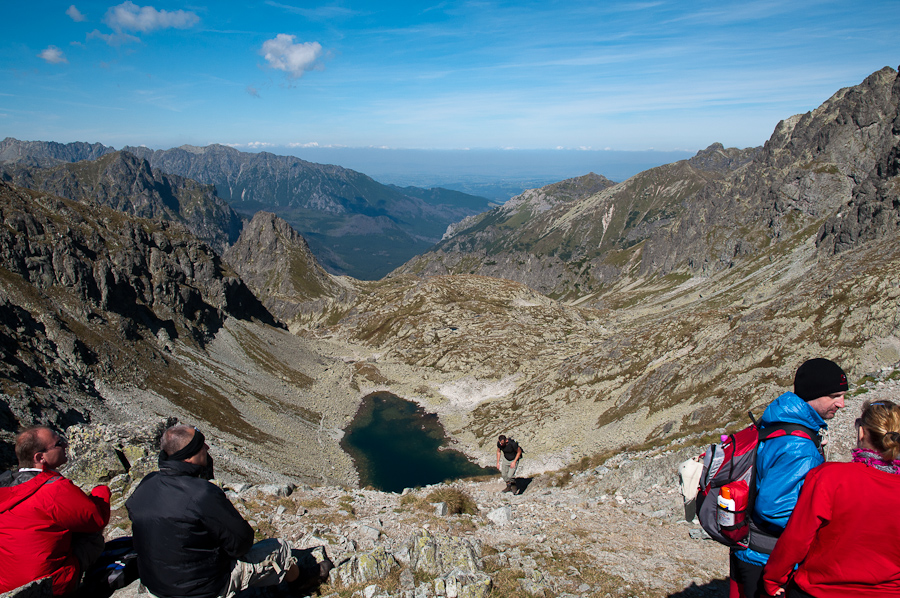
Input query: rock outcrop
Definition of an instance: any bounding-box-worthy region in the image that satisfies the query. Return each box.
[1,151,242,254]
[223,211,353,326]
[0,181,276,467]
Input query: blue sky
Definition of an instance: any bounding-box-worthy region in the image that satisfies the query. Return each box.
[2,1,898,153]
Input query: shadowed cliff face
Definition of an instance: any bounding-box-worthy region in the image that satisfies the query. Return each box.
[0,181,277,467]
[0,151,243,255]
[223,211,354,326]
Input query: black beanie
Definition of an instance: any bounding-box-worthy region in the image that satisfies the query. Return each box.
[794,358,848,401]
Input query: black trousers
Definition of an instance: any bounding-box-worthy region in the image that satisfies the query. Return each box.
[729,551,765,598]
[787,581,817,598]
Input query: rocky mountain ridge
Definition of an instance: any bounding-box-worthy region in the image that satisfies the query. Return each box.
[223,211,355,327]
[0,138,493,280]
[0,181,361,484]
[396,69,899,305]
[0,150,242,254]
[395,147,754,299]
[641,66,900,278]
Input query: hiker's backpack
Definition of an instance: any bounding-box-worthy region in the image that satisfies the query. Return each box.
[72,536,139,598]
[692,414,821,548]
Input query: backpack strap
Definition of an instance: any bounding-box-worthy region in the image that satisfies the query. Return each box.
[747,421,822,554]
[758,423,822,449]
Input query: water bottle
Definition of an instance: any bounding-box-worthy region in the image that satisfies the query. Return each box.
[717,485,736,528]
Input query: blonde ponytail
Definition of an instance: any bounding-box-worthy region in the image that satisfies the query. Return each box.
[858,400,900,462]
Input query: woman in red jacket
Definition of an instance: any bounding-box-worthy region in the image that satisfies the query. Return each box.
[763,399,900,597]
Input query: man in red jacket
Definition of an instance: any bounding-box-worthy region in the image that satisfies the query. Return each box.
[0,426,111,595]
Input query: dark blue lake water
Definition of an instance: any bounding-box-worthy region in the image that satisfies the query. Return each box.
[341,392,495,492]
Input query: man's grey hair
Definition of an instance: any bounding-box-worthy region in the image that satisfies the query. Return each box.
[160,424,196,456]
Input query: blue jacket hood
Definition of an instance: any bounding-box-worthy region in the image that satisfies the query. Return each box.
[759,391,827,432]
[737,391,827,567]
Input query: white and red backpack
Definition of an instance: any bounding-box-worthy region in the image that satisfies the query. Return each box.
[683,413,821,547]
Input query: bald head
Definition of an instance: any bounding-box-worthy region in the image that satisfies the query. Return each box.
[16,426,68,470]
[160,424,209,466]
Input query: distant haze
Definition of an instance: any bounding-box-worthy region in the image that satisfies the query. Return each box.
[269,147,696,200]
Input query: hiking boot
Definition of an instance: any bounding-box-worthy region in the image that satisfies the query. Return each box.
[501,481,514,493]
[289,547,334,596]
[317,556,334,583]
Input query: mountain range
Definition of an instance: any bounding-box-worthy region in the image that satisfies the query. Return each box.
[0,138,494,280]
[0,65,898,480]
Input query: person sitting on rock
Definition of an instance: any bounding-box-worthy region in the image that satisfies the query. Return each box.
[126,424,332,598]
[496,434,523,494]
[0,426,111,595]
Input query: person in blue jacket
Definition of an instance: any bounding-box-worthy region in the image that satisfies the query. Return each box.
[729,358,848,598]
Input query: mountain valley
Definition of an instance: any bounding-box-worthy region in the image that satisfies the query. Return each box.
[0,65,898,492]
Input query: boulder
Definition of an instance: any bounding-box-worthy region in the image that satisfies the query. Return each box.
[433,568,492,598]
[0,577,52,598]
[329,546,397,587]
[405,530,482,577]
[486,506,511,526]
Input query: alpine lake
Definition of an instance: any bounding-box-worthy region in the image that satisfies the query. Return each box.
[341,392,496,492]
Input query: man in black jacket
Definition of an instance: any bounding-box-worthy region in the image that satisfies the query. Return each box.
[126,425,328,598]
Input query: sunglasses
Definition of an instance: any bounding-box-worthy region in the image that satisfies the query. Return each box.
[47,437,68,450]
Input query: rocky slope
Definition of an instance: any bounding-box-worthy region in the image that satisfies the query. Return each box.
[1,151,243,254]
[18,375,890,598]
[222,211,355,327]
[0,181,362,484]
[395,151,754,299]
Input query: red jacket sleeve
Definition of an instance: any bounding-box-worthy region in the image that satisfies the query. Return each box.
[763,465,833,595]
[45,479,111,533]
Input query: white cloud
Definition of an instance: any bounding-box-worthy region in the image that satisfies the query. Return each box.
[246,86,260,98]
[87,29,140,46]
[104,1,199,33]
[227,142,276,149]
[38,46,68,64]
[260,34,323,79]
[66,5,86,22]
[287,141,321,148]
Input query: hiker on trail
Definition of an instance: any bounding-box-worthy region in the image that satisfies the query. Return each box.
[763,399,900,597]
[126,424,332,598]
[496,434,522,494]
[730,358,848,598]
[0,426,111,595]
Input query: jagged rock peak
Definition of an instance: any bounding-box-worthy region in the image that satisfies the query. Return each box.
[687,142,761,174]
[224,211,346,323]
[0,137,115,168]
[0,150,243,254]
